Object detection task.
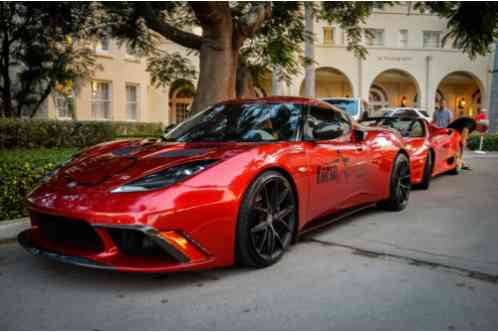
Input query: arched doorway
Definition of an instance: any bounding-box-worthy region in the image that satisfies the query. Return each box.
[369,69,420,113]
[169,80,195,124]
[436,71,484,118]
[299,67,353,98]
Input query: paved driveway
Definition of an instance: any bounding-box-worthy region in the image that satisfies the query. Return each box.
[1,152,498,330]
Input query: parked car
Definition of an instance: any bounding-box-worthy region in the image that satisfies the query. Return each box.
[382,107,432,122]
[321,97,369,121]
[19,97,411,272]
[361,116,464,189]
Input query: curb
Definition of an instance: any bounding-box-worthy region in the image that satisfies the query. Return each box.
[0,217,30,242]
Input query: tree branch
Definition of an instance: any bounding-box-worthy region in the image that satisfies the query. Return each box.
[136,3,204,50]
[235,3,272,47]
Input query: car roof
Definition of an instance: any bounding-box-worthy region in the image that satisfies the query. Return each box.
[221,96,335,108]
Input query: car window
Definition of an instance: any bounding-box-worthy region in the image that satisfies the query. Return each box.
[304,106,351,140]
[409,120,425,137]
[374,118,425,138]
[322,99,358,117]
[419,110,429,117]
[163,102,303,142]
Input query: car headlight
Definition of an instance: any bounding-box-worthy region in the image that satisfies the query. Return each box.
[111,159,218,193]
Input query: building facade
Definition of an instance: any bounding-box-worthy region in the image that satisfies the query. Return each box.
[44,4,494,125]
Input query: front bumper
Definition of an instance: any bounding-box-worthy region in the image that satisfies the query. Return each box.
[18,214,215,273]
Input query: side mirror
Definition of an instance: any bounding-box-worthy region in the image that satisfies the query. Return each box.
[354,129,366,142]
[313,123,343,140]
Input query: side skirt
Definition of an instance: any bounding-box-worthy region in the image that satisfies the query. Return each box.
[298,203,377,237]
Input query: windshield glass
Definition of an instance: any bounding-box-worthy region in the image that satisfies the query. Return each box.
[163,102,303,143]
[322,99,358,117]
[365,118,425,138]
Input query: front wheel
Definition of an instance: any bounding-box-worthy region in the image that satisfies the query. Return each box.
[236,171,297,268]
[378,153,411,211]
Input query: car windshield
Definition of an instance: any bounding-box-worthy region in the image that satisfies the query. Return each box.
[367,118,424,138]
[163,102,303,143]
[322,99,358,117]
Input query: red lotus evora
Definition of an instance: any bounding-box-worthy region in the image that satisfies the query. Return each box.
[19,97,411,272]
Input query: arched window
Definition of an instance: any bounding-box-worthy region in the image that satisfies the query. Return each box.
[169,80,194,124]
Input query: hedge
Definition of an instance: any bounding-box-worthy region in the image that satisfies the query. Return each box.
[0,148,78,221]
[467,133,498,151]
[0,118,163,149]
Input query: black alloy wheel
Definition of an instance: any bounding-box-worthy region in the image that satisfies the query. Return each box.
[416,151,432,190]
[379,153,411,211]
[236,171,297,268]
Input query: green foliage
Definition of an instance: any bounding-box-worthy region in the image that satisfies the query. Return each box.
[0,118,163,149]
[0,148,78,220]
[467,133,498,151]
[101,2,389,89]
[0,2,98,118]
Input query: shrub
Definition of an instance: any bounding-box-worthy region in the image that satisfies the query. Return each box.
[0,118,163,149]
[0,148,78,221]
[467,133,498,151]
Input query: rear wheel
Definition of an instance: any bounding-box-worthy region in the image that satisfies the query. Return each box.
[236,171,297,268]
[416,151,432,190]
[378,153,411,211]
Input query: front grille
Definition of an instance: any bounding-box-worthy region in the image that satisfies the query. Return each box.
[107,228,170,258]
[32,212,103,252]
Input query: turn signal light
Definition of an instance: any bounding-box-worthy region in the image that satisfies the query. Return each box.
[160,231,208,262]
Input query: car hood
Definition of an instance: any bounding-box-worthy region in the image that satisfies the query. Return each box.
[51,139,258,189]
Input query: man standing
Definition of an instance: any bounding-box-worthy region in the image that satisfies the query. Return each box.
[433,99,453,128]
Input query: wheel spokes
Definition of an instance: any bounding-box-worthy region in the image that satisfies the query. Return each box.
[277,186,289,206]
[275,206,293,221]
[262,184,272,212]
[249,177,296,259]
[251,221,267,233]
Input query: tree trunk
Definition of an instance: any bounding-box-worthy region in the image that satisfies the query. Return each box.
[190,42,238,114]
[236,61,257,98]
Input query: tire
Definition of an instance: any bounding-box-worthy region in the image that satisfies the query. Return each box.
[415,151,432,190]
[378,153,411,211]
[449,146,462,175]
[236,171,297,268]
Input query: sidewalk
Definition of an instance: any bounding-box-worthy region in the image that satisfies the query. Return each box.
[0,217,29,242]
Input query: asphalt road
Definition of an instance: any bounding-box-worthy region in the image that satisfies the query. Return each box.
[1,152,498,330]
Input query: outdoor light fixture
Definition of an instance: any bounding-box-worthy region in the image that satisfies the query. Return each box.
[401,96,407,107]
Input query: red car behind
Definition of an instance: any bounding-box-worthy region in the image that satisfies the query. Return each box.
[361,116,463,189]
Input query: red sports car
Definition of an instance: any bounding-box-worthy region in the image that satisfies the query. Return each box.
[361,116,463,189]
[19,97,411,272]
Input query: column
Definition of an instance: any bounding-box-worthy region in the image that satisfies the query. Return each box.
[488,41,498,133]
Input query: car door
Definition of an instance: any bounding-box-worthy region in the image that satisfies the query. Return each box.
[303,105,370,221]
[428,124,450,170]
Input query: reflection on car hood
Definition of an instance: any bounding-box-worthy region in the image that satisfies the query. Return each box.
[52,139,258,188]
